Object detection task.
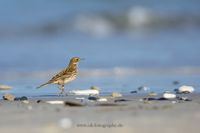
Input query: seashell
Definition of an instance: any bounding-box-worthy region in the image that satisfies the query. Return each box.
[162,92,176,99]
[111,92,122,98]
[3,93,15,101]
[46,101,64,104]
[0,85,12,90]
[69,89,99,96]
[22,100,29,104]
[97,98,108,102]
[178,85,194,94]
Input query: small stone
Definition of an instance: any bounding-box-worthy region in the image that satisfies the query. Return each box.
[111,92,122,98]
[37,100,42,103]
[114,99,130,102]
[65,101,85,106]
[177,85,194,94]
[3,93,15,101]
[14,96,28,101]
[130,90,137,93]
[138,86,150,91]
[88,96,98,101]
[0,85,12,90]
[177,96,192,101]
[173,81,180,85]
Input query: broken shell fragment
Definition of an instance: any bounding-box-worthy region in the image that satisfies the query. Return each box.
[88,96,108,102]
[162,92,176,99]
[177,85,194,94]
[3,93,15,101]
[111,92,122,98]
[46,101,64,104]
[0,85,12,90]
[97,97,108,102]
[69,89,99,96]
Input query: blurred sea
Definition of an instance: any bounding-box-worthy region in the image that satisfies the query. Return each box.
[0,0,200,96]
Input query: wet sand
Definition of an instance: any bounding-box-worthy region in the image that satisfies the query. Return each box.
[0,94,200,133]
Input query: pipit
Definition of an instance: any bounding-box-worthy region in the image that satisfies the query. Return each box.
[37,57,82,95]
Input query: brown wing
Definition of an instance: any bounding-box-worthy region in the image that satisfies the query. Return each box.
[48,69,66,83]
[48,68,75,83]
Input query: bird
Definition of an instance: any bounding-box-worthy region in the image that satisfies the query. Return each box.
[37,57,82,95]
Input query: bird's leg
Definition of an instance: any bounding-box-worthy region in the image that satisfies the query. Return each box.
[58,84,65,96]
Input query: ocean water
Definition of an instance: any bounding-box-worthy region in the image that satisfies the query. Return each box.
[0,0,200,96]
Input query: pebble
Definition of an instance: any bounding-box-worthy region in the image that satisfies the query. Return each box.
[111,92,122,98]
[3,93,15,101]
[177,96,192,101]
[65,101,85,106]
[114,99,130,102]
[177,85,194,94]
[58,118,72,129]
[88,96,98,101]
[138,86,150,91]
[0,85,12,90]
[130,90,137,93]
[14,96,28,101]
[162,92,176,99]
[88,96,108,102]
[37,100,43,103]
[173,80,180,85]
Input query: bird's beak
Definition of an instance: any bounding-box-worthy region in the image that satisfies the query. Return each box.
[80,58,85,61]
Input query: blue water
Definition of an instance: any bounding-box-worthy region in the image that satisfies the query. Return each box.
[0,0,200,95]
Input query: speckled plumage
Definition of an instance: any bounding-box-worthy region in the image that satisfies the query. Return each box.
[37,57,81,95]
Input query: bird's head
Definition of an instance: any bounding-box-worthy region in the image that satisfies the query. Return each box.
[69,57,84,65]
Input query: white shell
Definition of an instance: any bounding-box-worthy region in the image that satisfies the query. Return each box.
[111,92,122,98]
[178,85,194,93]
[70,89,99,96]
[46,100,64,104]
[97,98,108,102]
[163,92,176,99]
[0,85,12,90]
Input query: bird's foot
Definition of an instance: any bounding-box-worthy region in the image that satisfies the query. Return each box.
[58,91,66,97]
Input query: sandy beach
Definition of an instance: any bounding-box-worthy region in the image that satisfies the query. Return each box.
[0,93,200,133]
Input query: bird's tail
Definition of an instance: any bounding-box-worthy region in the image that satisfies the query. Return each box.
[36,82,49,89]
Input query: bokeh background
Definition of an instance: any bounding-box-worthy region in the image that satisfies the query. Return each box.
[0,0,200,95]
